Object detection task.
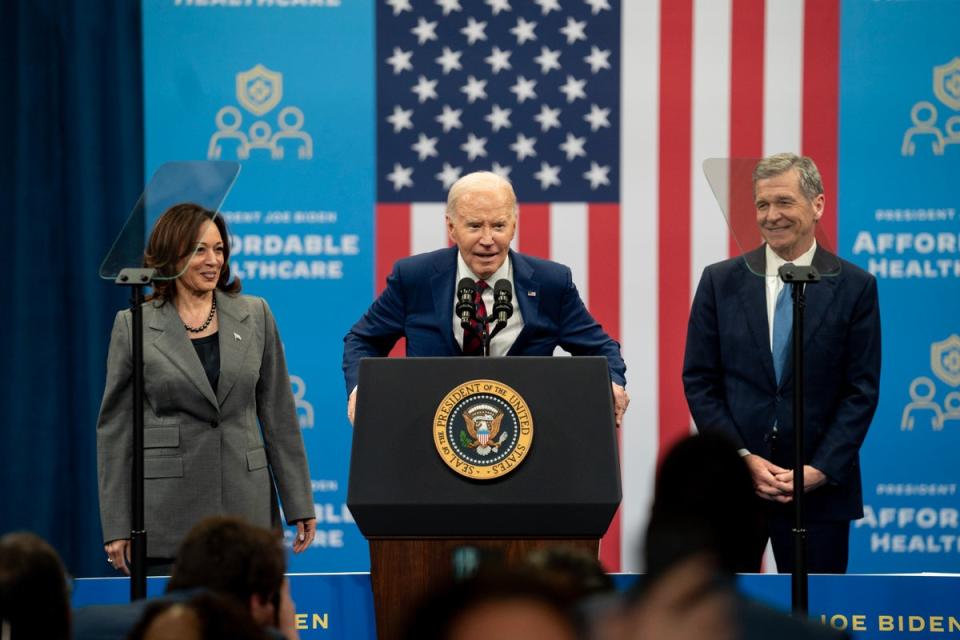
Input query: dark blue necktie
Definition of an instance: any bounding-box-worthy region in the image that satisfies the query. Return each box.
[772,284,793,384]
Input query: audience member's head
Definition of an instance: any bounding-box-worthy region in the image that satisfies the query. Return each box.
[127,591,269,640]
[0,532,72,640]
[525,545,618,639]
[645,433,762,578]
[166,517,286,629]
[525,545,614,599]
[402,567,578,640]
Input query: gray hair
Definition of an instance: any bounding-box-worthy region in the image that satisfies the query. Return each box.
[753,153,823,201]
[446,171,518,219]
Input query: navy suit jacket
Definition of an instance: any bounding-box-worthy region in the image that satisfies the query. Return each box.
[342,247,626,393]
[682,246,880,521]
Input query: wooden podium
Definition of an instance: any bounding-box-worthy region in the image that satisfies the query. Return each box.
[347,357,621,640]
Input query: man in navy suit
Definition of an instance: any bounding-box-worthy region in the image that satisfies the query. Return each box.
[682,153,880,573]
[343,171,628,425]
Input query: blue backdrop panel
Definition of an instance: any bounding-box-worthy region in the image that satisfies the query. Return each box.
[142,0,374,571]
[74,573,960,640]
[839,0,960,572]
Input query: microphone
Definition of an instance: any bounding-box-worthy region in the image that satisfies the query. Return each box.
[456,278,477,326]
[492,280,513,324]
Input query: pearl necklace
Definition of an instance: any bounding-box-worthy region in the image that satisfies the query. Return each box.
[183,296,217,333]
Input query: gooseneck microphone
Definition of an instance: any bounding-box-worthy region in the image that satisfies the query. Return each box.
[456,278,477,326]
[492,280,513,324]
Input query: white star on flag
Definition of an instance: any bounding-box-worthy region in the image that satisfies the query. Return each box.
[491,161,512,179]
[510,133,537,161]
[435,105,463,132]
[485,47,512,74]
[533,0,561,16]
[435,162,462,189]
[533,46,562,74]
[461,133,488,161]
[386,105,414,133]
[435,47,463,74]
[584,46,611,74]
[411,75,439,103]
[485,0,511,15]
[385,47,413,75]
[435,0,462,16]
[485,104,512,132]
[533,161,561,189]
[460,75,488,103]
[411,17,439,45]
[559,17,587,45]
[461,17,488,45]
[559,75,587,103]
[386,163,413,191]
[385,0,412,16]
[534,104,562,132]
[559,132,586,160]
[583,0,611,15]
[411,133,439,160]
[583,161,610,189]
[510,17,537,45]
[510,75,537,103]
[583,103,610,131]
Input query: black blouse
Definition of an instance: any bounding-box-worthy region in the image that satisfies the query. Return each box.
[191,332,220,393]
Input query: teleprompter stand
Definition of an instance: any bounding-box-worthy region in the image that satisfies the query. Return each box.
[114,267,156,600]
[779,263,821,616]
[347,356,621,640]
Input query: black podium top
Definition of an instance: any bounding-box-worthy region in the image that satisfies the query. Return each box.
[347,356,621,538]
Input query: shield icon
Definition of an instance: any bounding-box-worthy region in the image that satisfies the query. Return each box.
[931,334,960,387]
[236,64,283,116]
[933,57,960,111]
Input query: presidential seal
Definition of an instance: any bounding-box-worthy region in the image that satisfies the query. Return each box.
[433,379,533,480]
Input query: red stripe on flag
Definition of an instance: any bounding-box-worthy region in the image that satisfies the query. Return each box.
[589,204,622,571]
[518,203,550,259]
[729,0,766,257]
[658,0,694,461]
[376,204,410,357]
[802,0,839,245]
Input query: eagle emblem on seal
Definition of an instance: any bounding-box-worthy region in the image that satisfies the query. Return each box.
[462,403,509,456]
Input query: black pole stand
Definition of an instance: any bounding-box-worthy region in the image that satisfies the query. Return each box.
[778,263,821,616]
[115,267,156,600]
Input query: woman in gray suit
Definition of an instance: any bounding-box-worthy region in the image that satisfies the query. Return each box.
[97,204,316,574]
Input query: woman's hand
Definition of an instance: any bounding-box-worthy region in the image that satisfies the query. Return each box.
[104,539,131,575]
[292,518,316,554]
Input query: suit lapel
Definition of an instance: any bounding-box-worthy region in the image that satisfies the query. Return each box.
[508,251,539,355]
[215,292,253,406]
[431,248,462,354]
[148,299,219,410]
[736,248,778,388]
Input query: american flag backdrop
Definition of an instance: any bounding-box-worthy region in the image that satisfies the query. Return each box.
[373,0,841,572]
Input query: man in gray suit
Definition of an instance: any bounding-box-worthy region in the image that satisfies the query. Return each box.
[97,206,315,571]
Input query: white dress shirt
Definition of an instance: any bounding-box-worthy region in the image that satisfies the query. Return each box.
[452,253,524,356]
[765,241,817,350]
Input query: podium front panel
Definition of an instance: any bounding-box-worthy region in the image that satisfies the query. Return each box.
[347,356,621,537]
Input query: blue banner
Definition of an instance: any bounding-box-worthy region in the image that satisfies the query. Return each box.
[142,0,375,571]
[74,573,960,639]
[839,0,960,571]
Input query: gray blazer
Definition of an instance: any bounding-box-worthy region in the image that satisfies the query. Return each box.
[96,292,314,558]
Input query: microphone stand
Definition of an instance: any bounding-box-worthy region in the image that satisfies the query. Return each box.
[114,267,156,600]
[778,263,821,617]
